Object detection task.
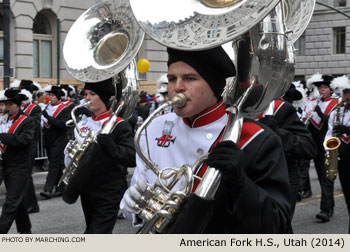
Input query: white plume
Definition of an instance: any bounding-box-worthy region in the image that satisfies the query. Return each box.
[10,79,21,88]
[43,84,52,93]
[20,89,33,104]
[32,81,44,93]
[306,73,324,99]
[330,75,350,95]
[292,81,308,109]
[0,89,7,101]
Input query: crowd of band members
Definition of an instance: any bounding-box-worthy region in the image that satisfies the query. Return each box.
[0,63,349,233]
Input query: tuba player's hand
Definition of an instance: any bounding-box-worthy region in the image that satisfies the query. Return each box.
[96,133,117,157]
[206,140,246,196]
[123,179,149,214]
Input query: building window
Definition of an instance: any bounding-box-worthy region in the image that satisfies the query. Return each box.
[33,12,53,78]
[333,27,346,54]
[294,32,305,56]
[334,0,347,7]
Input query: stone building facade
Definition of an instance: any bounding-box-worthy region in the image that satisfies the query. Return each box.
[294,0,350,80]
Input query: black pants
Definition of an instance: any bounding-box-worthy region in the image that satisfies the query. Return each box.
[80,192,119,234]
[313,146,334,211]
[0,167,31,233]
[299,159,311,192]
[44,143,66,192]
[287,159,301,218]
[23,142,39,208]
[338,156,350,233]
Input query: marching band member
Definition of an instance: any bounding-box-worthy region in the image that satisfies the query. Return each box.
[18,86,42,214]
[0,90,7,186]
[0,89,34,234]
[294,80,314,200]
[64,78,135,233]
[327,75,350,233]
[258,85,316,224]
[40,86,71,199]
[301,74,338,222]
[121,46,292,233]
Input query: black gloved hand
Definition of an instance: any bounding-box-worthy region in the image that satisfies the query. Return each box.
[333,125,350,135]
[0,133,12,144]
[206,141,245,193]
[96,133,117,157]
[258,115,279,132]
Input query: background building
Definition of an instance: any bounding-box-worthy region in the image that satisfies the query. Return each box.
[294,0,350,80]
[0,0,349,92]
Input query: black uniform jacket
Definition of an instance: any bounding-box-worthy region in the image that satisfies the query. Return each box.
[203,118,292,234]
[274,100,316,160]
[23,103,41,141]
[43,105,71,148]
[82,119,136,201]
[1,111,34,170]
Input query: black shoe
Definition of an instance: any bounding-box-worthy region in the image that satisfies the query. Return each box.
[316,209,334,222]
[301,190,312,199]
[296,192,302,202]
[51,190,62,198]
[40,191,52,199]
[27,205,40,214]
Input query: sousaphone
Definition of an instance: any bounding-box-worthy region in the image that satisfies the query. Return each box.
[60,0,144,204]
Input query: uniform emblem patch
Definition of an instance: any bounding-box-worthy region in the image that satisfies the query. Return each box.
[155,121,176,147]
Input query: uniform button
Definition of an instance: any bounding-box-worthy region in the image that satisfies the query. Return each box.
[197,148,204,155]
[206,133,213,140]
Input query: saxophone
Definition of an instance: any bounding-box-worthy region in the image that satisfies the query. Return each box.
[323,98,342,180]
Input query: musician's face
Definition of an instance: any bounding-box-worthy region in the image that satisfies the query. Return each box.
[49,93,59,105]
[167,61,218,120]
[318,84,331,98]
[343,92,350,106]
[0,103,6,113]
[84,89,107,115]
[4,101,19,116]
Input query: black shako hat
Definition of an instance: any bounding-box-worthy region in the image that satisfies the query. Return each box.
[167,46,236,100]
[49,86,64,100]
[3,89,27,107]
[19,79,38,93]
[312,75,333,88]
[84,78,115,107]
[283,83,302,103]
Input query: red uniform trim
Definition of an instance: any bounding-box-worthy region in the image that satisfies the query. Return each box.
[341,135,350,144]
[23,104,37,115]
[256,100,285,119]
[43,103,68,128]
[0,114,27,152]
[182,100,226,128]
[310,99,338,129]
[192,121,263,192]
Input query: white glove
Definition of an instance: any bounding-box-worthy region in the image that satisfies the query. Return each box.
[123,179,149,214]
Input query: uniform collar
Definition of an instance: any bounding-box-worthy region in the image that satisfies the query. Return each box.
[51,101,61,106]
[92,110,111,121]
[321,96,332,102]
[182,100,226,128]
[9,112,19,121]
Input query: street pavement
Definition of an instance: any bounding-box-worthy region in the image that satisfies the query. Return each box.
[0,164,348,234]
